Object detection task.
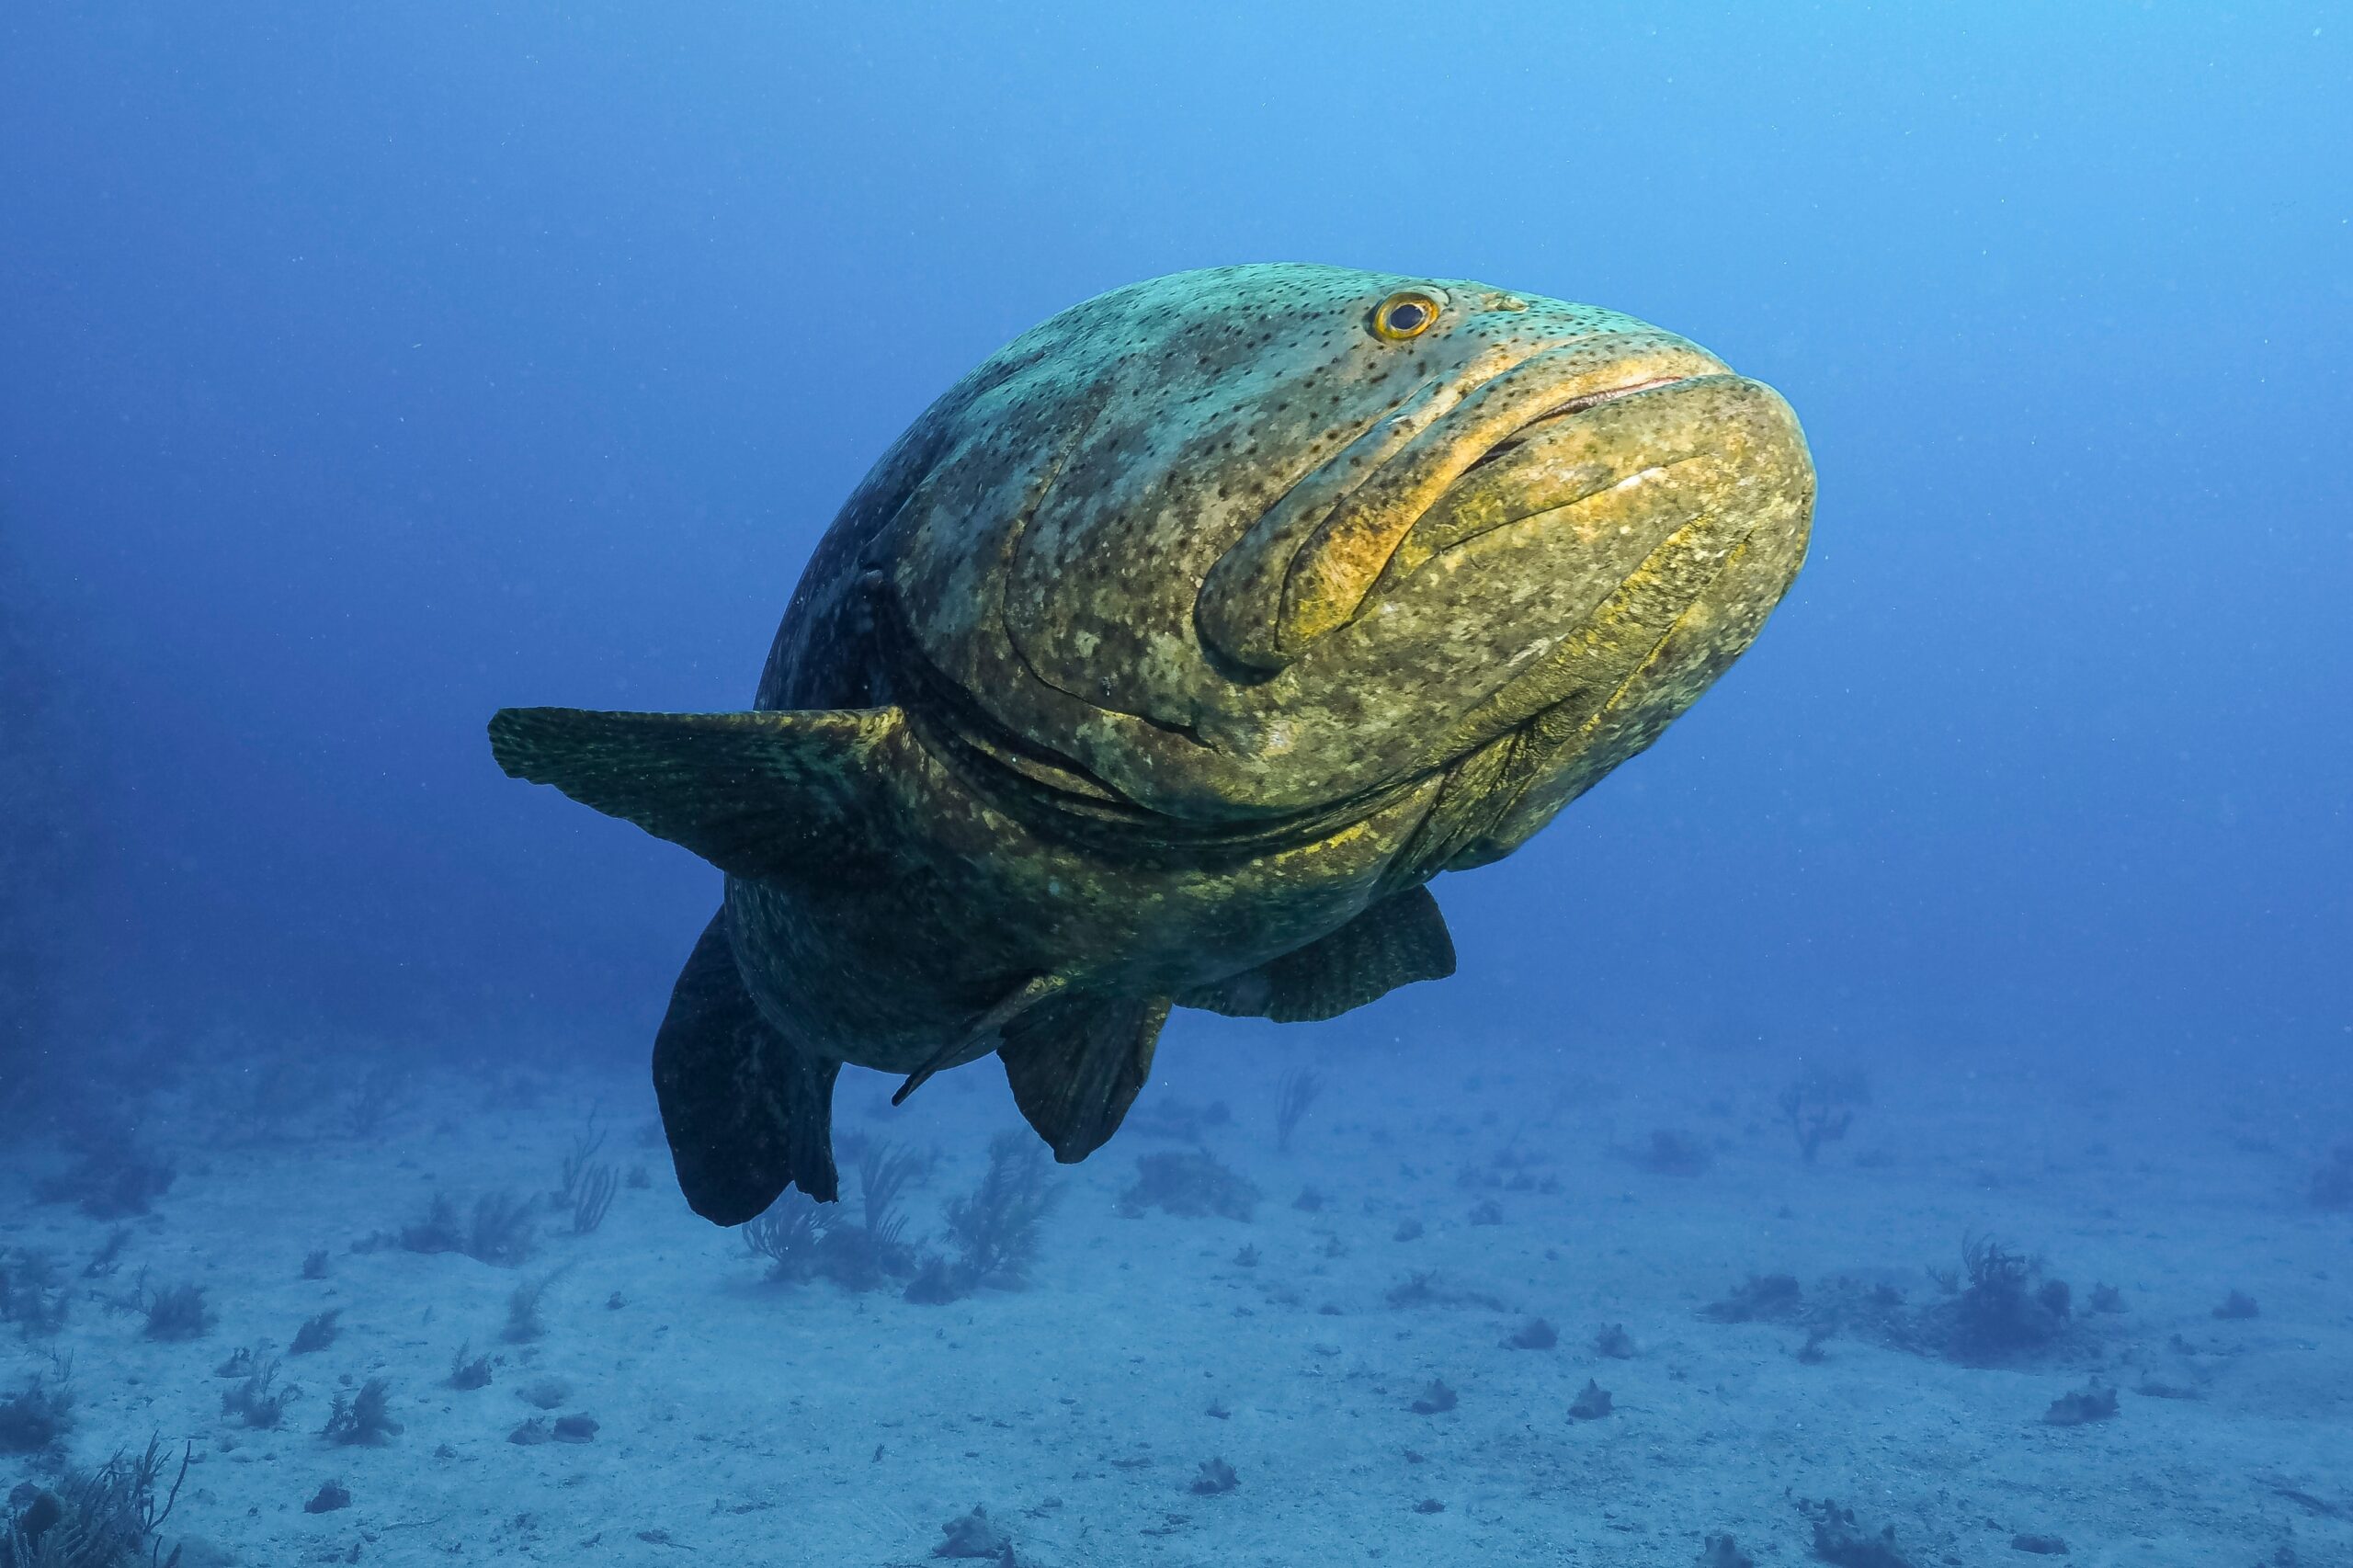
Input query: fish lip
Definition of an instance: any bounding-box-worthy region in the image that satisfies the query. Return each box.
[1528,372,1693,421]
[1456,372,1697,477]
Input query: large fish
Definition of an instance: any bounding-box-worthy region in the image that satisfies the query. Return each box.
[490,264,1813,1224]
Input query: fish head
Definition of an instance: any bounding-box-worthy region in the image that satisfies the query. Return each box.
[881,264,1812,847]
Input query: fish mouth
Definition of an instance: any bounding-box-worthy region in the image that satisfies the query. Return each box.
[1380,369,1815,824]
[1196,341,1728,674]
[1370,364,1747,598]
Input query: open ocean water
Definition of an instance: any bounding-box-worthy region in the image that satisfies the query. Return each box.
[3,6,2348,1566]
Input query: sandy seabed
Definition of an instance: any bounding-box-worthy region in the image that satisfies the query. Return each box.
[5,1026,2349,1568]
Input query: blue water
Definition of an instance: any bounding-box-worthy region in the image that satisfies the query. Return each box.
[3,6,2348,1566]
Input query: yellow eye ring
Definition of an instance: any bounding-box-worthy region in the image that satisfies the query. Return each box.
[1371,290,1442,342]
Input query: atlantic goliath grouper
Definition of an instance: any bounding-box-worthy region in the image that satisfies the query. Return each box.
[489,264,1813,1225]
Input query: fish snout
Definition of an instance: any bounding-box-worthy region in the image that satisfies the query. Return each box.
[1421,372,1815,861]
[1185,369,1810,823]
[1414,370,1810,591]
[1193,333,1733,675]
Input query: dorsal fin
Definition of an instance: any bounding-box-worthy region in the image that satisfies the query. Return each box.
[487,706,903,882]
[1176,884,1456,1023]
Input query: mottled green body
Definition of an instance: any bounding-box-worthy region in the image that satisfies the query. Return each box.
[490,264,1813,1224]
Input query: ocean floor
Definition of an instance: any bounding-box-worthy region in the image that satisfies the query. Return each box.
[4,1026,2349,1567]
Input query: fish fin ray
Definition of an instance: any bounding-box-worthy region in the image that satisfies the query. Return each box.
[998,994,1171,1163]
[487,705,902,881]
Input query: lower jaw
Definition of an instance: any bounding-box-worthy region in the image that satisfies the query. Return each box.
[1412,502,1752,766]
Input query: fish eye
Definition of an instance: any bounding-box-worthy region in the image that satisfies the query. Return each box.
[1370,291,1441,343]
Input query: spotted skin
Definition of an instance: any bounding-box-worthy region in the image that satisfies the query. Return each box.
[491,263,1813,1221]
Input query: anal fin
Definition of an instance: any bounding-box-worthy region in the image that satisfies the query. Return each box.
[1176,883,1456,1023]
[653,912,840,1221]
[999,994,1171,1163]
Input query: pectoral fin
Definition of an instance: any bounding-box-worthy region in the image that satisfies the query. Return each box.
[999,994,1171,1163]
[1177,884,1456,1023]
[487,705,903,882]
[653,912,840,1221]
